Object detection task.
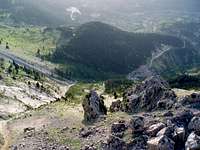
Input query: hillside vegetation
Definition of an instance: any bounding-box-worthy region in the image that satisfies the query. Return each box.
[52,22,199,80]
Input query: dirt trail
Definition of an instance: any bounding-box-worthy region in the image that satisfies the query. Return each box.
[0,82,75,150]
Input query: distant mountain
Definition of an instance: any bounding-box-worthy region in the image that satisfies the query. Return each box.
[0,0,66,26]
[52,22,199,80]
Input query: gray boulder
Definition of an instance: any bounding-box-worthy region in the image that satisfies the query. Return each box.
[146,122,166,137]
[147,135,175,150]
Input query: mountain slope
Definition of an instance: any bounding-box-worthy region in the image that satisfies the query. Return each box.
[52,22,199,80]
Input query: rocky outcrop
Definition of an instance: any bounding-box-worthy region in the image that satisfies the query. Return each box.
[82,91,107,122]
[122,76,177,112]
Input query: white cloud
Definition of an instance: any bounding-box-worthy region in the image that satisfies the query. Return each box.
[66,7,82,21]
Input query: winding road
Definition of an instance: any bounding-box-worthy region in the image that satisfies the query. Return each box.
[149,45,171,67]
[0,47,74,85]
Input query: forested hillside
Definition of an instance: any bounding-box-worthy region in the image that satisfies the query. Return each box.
[52,22,199,80]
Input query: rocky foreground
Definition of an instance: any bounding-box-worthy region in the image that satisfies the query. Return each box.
[4,76,200,150]
[83,76,200,150]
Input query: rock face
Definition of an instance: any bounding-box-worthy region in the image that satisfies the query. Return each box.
[122,76,176,112]
[82,91,107,122]
[185,132,200,150]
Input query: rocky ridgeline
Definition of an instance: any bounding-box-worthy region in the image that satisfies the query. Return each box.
[122,76,177,112]
[110,76,177,113]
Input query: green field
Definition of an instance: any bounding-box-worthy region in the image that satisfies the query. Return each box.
[0,25,60,59]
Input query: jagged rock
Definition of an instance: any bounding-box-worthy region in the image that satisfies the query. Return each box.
[156,126,174,139]
[146,122,166,137]
[185,132,200,150]
[109,100,122,112]
[82,91,107,122]
[147,135,175,150]
[111,121,127,137]
[129,116,145,134]
[188,117,200,133]
[122,76,176,112]
[101,135,127,150]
